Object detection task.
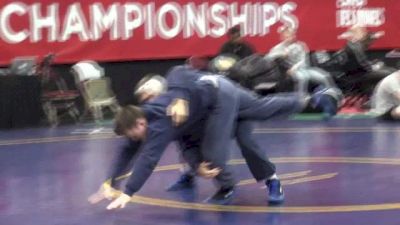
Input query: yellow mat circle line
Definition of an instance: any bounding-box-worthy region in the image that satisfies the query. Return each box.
[115,157,400,213]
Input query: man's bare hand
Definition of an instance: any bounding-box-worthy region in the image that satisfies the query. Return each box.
[88,183,117,204]
[287,68,295,76]
[372,31,385,39]
[167,98,189,126]
[197,162,221,179]
[282,48,290,58]
[372,62,383,71]
[106,193,131,210]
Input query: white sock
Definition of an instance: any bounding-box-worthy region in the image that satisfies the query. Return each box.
[267,173,278,180]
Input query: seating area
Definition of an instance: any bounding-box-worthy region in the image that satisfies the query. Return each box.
[0,57,121,128]
[0,47,398,128]
[2,22,400,127]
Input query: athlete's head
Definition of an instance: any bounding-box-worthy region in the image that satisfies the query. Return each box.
[114,106,147,140]
[227,25,242,43]
[134,74,167,103]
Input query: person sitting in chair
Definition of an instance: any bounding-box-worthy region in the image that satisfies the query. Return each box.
[265,25,339,96]
[339,25,395,94]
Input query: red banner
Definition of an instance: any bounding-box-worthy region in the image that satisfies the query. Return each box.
[0,0,399,65]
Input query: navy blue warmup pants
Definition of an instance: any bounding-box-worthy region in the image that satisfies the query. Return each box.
[199,76,304,187]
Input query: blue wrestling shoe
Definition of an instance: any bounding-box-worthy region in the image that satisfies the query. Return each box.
[319,94,338,119]
[312,87,341,120]
[166,174,195,192]
[266,179,285,205]
[206,187,235,205]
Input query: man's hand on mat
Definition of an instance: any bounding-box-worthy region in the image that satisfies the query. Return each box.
[88,184,116,204]
[106,193,131,210]
[197,162,221,179]
[167,98,189,126]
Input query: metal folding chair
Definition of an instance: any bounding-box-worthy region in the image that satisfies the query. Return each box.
[71,61,119,122]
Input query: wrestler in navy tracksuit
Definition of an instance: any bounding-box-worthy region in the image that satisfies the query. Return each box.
[168,67,304,188]
[167,66,300,185]
[110,67,304,197]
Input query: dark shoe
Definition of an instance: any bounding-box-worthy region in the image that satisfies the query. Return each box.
[166,174,195,192]
[206,187,235,205]
[266,179,285,205]
[312,87,341,119]
[319,95,338,119]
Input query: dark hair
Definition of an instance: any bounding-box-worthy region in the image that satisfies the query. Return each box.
[228,25,241,36]
[114,106,145,135]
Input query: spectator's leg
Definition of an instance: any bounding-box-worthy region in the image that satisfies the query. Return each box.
[308,67,338,89]
[292,69,309,95]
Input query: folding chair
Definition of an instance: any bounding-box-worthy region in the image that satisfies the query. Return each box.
[71,61,119,122]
